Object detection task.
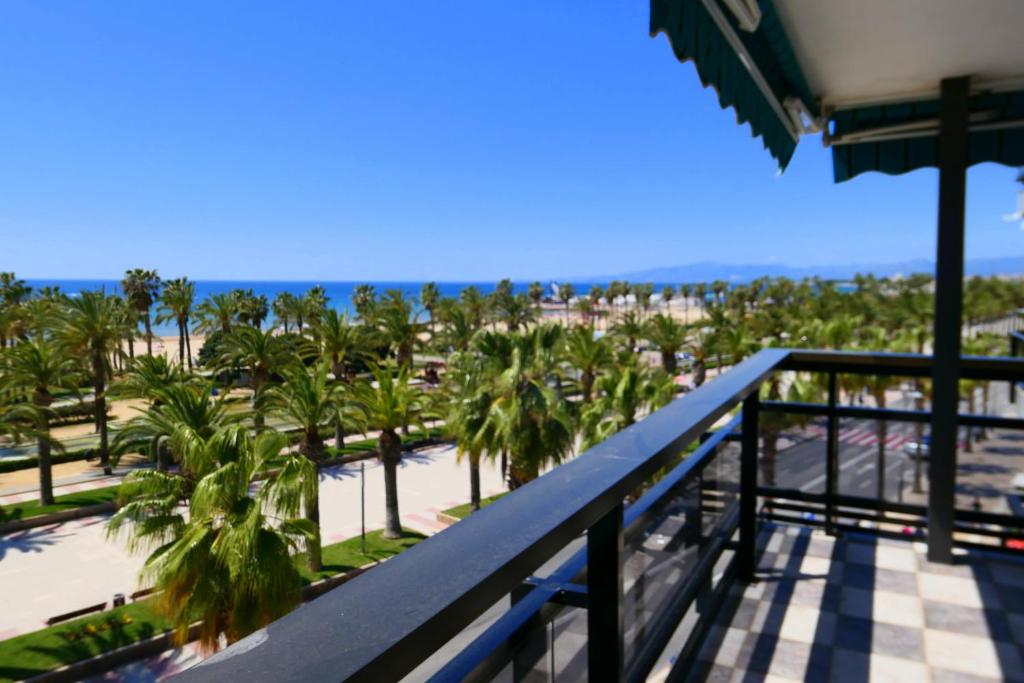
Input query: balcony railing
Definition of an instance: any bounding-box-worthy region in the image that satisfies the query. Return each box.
[175,348,1024,683]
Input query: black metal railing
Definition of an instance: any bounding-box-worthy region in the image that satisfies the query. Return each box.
[175,348,1024,683]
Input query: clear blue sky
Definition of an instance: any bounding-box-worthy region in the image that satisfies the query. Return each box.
[1,1,1020,281]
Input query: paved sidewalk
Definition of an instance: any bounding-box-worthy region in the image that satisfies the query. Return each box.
[0,443,503,639]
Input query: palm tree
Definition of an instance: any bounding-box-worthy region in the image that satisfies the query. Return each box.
[351,363,428,538]
[314,309,362,447]
[438,304,476,355]
[263,362,343,571]
[645,314,688,375]
[113,382,233,473]
[195,292,238,336]
[684,326,714,387]
[158,278,196,369]
[580,366,675,449]
[352,284,377,323]
[420,282,441,336]
[377,290,421,371]
[56,290,123,474]
[474,326,573,488]
[216,326,295,428]
[112,354,192,404]
[562,324,613,402]
[557,283,575,322]
[121,269,161,356]
[497,293,536,333]
[679,283,691,321]
[108,426,315,652]
[611,311,645,354]
[443,351,496,512]
[527,281,545,311]
[460,286,486,328]
[1,339,79,504]
[272,292,297,334]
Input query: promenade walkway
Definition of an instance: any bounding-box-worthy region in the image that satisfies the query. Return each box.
[0,443,504,639]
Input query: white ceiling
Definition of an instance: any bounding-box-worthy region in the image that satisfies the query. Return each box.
[773,0,1024,109]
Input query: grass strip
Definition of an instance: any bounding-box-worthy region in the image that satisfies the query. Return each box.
[441,493,506,521]
[0,486,120,523]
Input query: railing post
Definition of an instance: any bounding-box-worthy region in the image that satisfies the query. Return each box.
[739,392,759,582]
[587,502,623,682]
[1011,334,1019,404]
[825,371,839,535]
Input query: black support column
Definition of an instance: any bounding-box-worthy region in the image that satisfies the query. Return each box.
[928,75,970,564]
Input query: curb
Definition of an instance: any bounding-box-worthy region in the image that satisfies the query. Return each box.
[0,502,117,536]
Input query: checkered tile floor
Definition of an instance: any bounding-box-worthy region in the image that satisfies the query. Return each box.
[688,523,1024,682]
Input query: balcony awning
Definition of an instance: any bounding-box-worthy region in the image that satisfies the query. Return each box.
[650,0,1024,182]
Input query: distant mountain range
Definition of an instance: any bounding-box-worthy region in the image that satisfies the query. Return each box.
[575,256,1024,284]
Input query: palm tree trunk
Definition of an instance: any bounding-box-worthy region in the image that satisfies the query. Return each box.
[500,450,508,489]
[37,426,54,506]
[184,321,193,370]
[470,458,481,511]
[380,430,403,539]
[662,351,677,376]
[177,321,185,364]
[307,470,322,571]
[144,312,153,355]
[94,354,111,475]
[128,336,135,359]
[334,414,345,449]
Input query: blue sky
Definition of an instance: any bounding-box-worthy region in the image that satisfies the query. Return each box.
[1,1,1020,281]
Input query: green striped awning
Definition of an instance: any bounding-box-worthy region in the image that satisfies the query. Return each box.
[650,0,815,170]
[831,90,1024,182]
[651,0,1024,183]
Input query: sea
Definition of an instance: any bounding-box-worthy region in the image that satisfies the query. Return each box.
[24,279,681,335]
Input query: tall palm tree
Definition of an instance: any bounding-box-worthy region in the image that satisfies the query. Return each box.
[158,278,196,369]
[352,284,377,323]
[443,351,496,512]
[645,314,688,375]
[420,282,441,336]
[474,326,573,488]
[121,269,161,356]
[351,363,428,538]
[272,292,297,334]
[108,426,315,652]
[557,283,575,322]
[195,292,238,336]
[1,339,79,504]
[377,290,421,371]
[216,326,295,428]
[313,309,362,447]
[562,324,613,402]
[263,362,342,571]
[527,281,545,311]
[56,290,123,474]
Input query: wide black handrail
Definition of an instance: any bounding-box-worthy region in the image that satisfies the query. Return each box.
[174,348,1024,682]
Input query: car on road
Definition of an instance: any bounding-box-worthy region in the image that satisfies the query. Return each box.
[904,436,929,458]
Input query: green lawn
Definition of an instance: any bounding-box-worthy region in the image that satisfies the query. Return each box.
[0,601,171,683]
[0,486,120,523]
[442,493,506,520]
[297,529,425,584]
[0,529,425,682]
